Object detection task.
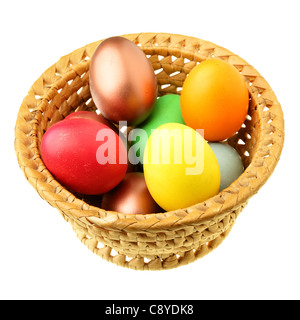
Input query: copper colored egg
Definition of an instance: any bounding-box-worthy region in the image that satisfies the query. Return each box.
[101,172,162,215]
[89,36,157,126]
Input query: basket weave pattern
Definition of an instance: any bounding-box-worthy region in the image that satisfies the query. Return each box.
[15,33,284,270]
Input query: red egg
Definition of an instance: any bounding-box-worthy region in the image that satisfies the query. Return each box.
[65,111,119,134]
[41,118,128,195]
[65,110,137,173]
[101,172,162,215]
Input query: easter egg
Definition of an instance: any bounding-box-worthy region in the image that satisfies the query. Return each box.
[66,110,138,173]
[209,142,244,191]
[143,123,220,211]
[89,36,157,126]
[130,94,185,164]
[101,172,162,215]
[41,118,128,195]
[181,59,249,141]
[65,111,119,134]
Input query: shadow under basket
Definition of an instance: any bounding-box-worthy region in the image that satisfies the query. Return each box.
[14,33,284,271]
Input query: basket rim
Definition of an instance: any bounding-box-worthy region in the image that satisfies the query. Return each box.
[14,32,285,232]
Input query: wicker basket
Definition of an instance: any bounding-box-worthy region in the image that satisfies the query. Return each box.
[14,33,284,271]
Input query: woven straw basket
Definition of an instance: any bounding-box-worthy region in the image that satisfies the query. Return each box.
[15,33,284,271]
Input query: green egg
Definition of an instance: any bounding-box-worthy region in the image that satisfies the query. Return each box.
[208,142,244,191]
[130,94,185,165]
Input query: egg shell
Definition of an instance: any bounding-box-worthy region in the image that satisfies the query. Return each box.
[66,111,137,174]
[41,118,128,195]
[89,36,157,126]
[143,123,220,211]
[130,94,185,164]
[65,111,119,134]
[209,142,244,191]
[101,172,162,215]
[181,59,249,141]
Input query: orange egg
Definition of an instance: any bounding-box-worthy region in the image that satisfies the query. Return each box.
[180,59,249,141]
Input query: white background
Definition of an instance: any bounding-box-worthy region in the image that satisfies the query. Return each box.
[1,0,299,300]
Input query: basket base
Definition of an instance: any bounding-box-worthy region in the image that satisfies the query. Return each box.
[70,219,235,271]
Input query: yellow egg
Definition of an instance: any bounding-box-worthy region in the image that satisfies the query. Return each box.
[143,123,220,211]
